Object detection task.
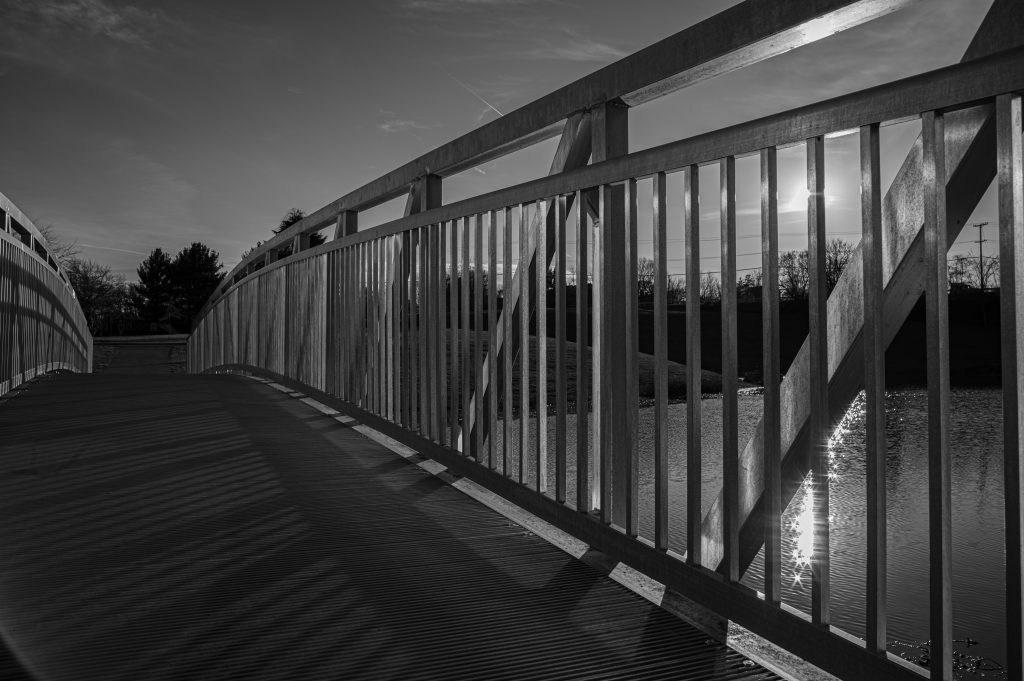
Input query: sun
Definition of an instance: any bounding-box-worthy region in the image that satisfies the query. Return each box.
[783,185,811,213]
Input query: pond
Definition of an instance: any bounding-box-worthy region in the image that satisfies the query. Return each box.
[741,389,1007,679]
[495,388,1009,678]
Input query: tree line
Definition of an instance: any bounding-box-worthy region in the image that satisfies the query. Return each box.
[51,219,1000,336]
[40,225,224,336]
[43,207,318,336]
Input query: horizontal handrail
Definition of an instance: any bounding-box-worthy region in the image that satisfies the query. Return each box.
[206,0,916,313]
[197,43,1024,318]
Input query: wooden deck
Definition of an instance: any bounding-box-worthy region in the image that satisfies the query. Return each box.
[0,354,780,680]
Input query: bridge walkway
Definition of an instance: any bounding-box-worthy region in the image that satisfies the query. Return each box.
[0,348,780,681]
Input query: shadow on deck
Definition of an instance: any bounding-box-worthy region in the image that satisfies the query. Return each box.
[0,344,780,680]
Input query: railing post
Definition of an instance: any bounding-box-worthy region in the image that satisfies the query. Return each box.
[405,174,442,216]
[591,100,628,525]
[335,210,358,240]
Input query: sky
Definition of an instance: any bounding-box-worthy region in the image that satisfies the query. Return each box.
[0,0,998,282]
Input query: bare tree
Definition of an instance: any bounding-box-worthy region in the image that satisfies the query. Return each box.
[65,258,132,334]
[666,276,686,305]
[699,272,721,304]
[825,238,854,293]
[777,238,854,300]
[779,250,808,300]
[636,257,656,300]
[37,223,80,267]
[948,252,999,291]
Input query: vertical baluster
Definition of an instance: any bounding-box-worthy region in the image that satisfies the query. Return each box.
[411,231,421,428]
[624,179,639,537]
[462,216,472,456]
[387,238,396,420]
[395,236,406,426]
[653,172,669,550]
[378,241,386,413]
[721,156,739,582]
[476,213,486,462]
[399,234,409,427]
[428,224,439,442]
[411,228,423,430]
[342,249,348,399]
[997,92,1024,681]
[537,200,549,494]
[861,122,888,653]
[365,241,372,408]
[354,245,361,405]
[402,233,411,426]
[488,209,499,467]
[415,228,423,430]
[761,147,782,604]
[349,246,357,402]
[436,224,448,444]
[555,194,568,503]
[520,203,532,482]
[594,186,608,521]
[504,206,514,476]
[923,109,952,681]
[684,165,702,565]
[364,240,372,405]
[450,220,460,448]
[340,248,347,400]
[576,190,590,511]
[402,235,410,425]
[807,134,830,626]
[363,243,370,406]
[367,241,376,411]
[419,229,429,435]
[378,239,386,415]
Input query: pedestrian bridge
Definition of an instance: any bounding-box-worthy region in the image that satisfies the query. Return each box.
[2,1,1024,679]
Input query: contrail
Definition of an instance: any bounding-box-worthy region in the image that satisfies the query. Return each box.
[80,244,149,256]
[437,65,504,117]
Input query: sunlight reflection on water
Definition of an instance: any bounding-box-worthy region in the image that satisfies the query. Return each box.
[743,388,1007,678]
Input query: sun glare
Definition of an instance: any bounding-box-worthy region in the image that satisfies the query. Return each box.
[783,185,811,213]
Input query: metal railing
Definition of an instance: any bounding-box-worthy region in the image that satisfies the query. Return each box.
[190,42,1024,680]
[1,192,92,395]
[190,45,1024,675]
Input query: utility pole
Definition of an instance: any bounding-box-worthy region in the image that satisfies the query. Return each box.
[972,221,989,290]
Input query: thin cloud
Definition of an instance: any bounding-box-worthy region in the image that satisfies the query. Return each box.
[517,38,628,62]
[398,0,536,12]
[378,118,430,133]
[435,66,504,117]
[79,243,149,256]
[3,0,165,46]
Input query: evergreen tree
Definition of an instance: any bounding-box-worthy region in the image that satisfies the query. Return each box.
[272,208,325,251]
[133,247,174,326]
[170,242,224,330]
